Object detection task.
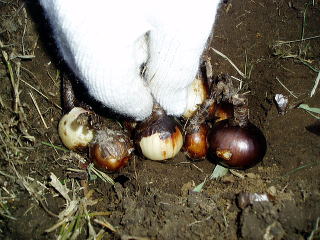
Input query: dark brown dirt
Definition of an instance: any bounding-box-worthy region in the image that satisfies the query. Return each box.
[0,0,320,239]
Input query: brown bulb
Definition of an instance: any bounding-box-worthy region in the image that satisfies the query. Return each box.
[90,129,133,171]
[208,94,266,169]
[184,123,208,160]
[208,119,267,169]
[183,96,215,160]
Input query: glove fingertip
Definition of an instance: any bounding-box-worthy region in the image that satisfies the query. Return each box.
[155,89,188,117]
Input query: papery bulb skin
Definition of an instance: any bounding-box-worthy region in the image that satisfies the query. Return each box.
[58,107,94,150]
[123,120,137,133]
[90,129,133,171]
[214,102,234,121]
[208,119,267,169]
[135,105,183,161]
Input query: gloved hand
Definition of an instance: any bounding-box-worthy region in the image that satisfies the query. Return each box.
[39,0,220,120]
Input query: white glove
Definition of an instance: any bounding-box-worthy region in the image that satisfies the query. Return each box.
[39,0,220,120]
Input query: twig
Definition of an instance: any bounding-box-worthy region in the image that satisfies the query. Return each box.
[47,137,59,155]
[41,142,69,152]
[275,77,298,98]
[20,78,61,110]
[47,69,60,86]
[21,7,28,55]
[310,71,320,97]
[230,75,243,82]
[88,164,115,185]
[1,40,35,142]
[20,66,61,109]
[188,216,212,227]
[178,162,204,173]
[275,35,320,45]
[31,35,39,56]
[29,91,49,129]
[94,218,117,232]
[295,57,319,73]
[300,4,309,41]
[1,45,18,112]
[284,161,319,176]
[0,170,15,179]
[39,199,59,218]
[211,47,246,78]
[308,217,320,240]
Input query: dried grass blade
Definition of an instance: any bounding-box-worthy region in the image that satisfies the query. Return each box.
[310,71,320,97]
[211,47,246,78]
[94,218,117,232]
[49,172,71,202]
[29,91,49,129]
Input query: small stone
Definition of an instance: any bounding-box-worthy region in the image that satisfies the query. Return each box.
[274,94,288,115]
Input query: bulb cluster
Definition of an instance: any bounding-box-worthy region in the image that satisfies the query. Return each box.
[183,76,267,169]
[58,76,267,171]
[58,108,133,171]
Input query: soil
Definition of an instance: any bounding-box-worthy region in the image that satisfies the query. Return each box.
[0,0,320,239]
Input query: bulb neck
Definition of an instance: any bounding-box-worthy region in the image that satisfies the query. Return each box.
[152,103,166,118]
[231,94,249,127]
[192,98,215,125]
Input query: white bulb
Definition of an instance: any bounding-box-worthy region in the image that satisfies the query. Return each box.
[58,107,94,150]
[138,127,183,161]
[183,77,207,118]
